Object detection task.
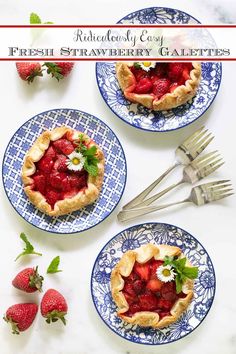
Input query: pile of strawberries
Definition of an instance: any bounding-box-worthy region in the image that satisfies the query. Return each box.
[130,62,192,99]
[4,236,68,335]
[16,62,74,83]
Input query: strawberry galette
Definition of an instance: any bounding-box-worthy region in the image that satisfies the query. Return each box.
[22,126,105,216]
[116,62,201,111]
[111,244,198,328]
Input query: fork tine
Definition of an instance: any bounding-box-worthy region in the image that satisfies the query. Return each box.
[183,126,205,146]
[203,161,225,175]
[203,180,231,188]
[191,133,214,155]
[194,150,219,164]
[211,192,234,201]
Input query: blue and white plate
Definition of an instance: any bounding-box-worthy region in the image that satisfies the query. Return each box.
[96,7,222,132]
[2,109,127,234]
[91,223,215,345]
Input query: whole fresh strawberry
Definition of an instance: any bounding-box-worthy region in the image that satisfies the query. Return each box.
[41,289,68,325]
[16,62,43,83]
[4,303,38,334]
[12,266,44,293]
[43,62,74,81]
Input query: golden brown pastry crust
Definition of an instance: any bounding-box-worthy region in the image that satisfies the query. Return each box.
[22,126,105,216]
[111,243,194,328]
[116,62,201,111]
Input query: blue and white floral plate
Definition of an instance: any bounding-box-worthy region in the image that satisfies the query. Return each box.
[2,109,127,234]
[96,7,222,132]
[91,223,215,345]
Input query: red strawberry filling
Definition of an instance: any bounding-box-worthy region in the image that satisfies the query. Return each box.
[130,63,193,99]
[122,258,186,319]
[31,134,88,208]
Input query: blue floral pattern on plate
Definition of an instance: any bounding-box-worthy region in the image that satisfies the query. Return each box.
[91,222,216,345]
[96,7,222,132]
[2,109,127,234]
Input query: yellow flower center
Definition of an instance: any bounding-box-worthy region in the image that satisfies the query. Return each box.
[142,62,151,67]
[162,269,171,277]
[72,157,80,165]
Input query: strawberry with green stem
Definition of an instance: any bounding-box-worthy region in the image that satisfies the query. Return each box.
[12,266,44,293]
[41,289,68,325]
[4,303,38,334]
[43,62,74,81]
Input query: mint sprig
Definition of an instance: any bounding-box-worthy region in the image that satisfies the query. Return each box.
[15,233,42,261]
[47,256,62,274]
[133,62,141,69]
[30,12,53,25]
[164,256,198,294]
[75,136,99,177]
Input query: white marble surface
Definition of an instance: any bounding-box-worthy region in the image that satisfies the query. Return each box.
[0,0,236,353]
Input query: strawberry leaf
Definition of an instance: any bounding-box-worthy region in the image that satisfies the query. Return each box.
[15,233,42,261]
[47,256,62,274]
[30,13,42,24]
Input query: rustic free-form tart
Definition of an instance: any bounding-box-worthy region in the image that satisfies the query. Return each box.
[111,243,198,328]
[22,126,105,216]
[116,62,201,111]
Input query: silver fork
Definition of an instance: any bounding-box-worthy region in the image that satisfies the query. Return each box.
[123,126,214,210]
[129,150,224,209]
[117,180,233,222]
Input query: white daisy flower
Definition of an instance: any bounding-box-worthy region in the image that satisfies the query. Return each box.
[66,151,85,171]
[156,265,176,283]
[139,62,156,72]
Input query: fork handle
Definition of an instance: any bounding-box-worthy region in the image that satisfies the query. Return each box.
[129,180,184,209]
[122,162,180,210]
[118,199,189,222]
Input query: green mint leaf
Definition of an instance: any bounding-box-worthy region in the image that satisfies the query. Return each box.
[83,145,97,157]
[133,62,141,69]
[15,233,42,261]
[182,266,198,279]
[47,256,62,274]
[175,274,183,294]
[175,257,187,272]
[163,256,174,266]
[84,161,98,176]
[30,13,42,24]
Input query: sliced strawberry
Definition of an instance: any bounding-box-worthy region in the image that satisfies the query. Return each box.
[130,66,146,81]
[152,63,168,79]
[49,172,67,190]
[123,292,135,305]
[146,278,163,292]
[127,303,141,315]
[132,280,145,295]
[63,188,78,199]
[44,146,56,160]
[168,63,183,81]
[37,156,54,174]
[170,82,179,93]
[134,77,152,94]
[139,293,158,311]
[33,175,46,194]
[123,283,136,297]
[184,63,193,71]
[182,67,190,81]
[125,272,139,282]
[161,282,177,301]
[53,139,74,155]
[133,262,150,281]
[157,298,173,311]
[45,190,60,207]
[54,154,68,172]
[150,260,163,277]
[153,78,171,99]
